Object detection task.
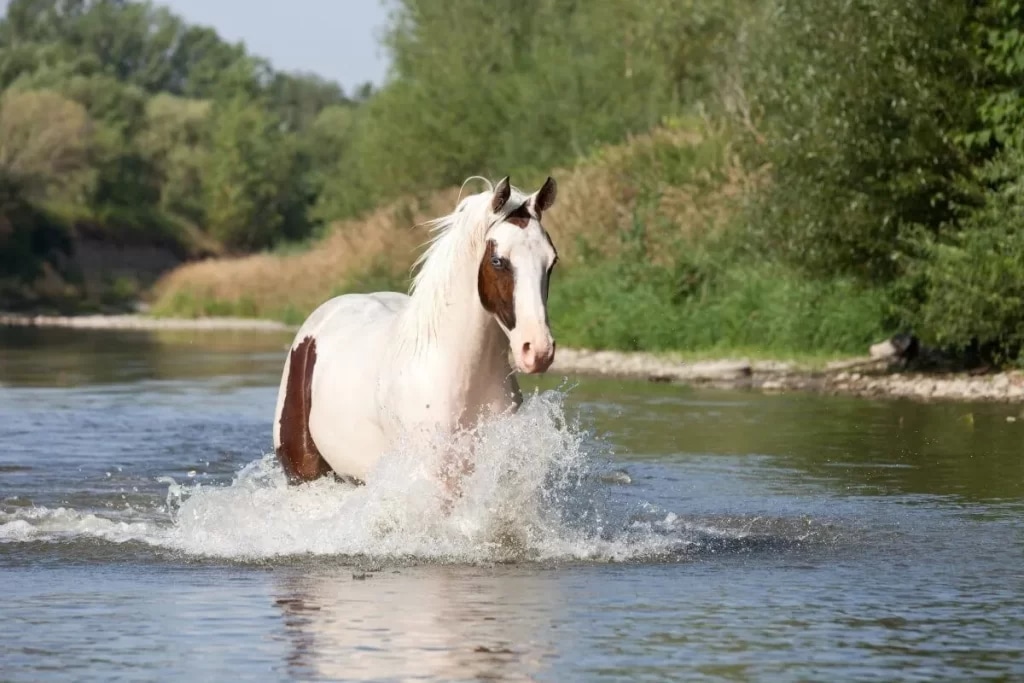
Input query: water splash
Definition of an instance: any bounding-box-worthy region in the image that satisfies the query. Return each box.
[159,388,651,562]
[1,389,832,563]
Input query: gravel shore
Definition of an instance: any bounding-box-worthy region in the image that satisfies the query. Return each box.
[3,312,1022,404]
[552,348,1024,404]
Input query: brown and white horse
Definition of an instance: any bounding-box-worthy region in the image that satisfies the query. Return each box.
[272,176,559,495]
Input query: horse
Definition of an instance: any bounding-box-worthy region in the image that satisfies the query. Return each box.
[272,175,559,496]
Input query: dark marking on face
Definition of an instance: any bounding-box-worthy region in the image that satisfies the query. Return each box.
[277,336,364,486]
[478,239,516,330]
[541,238,558,311]
[542,259,554,305]
[505,203,533,228]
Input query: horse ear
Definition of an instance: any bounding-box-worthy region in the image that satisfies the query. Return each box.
[534,176,557,213]
[492,176,511,213]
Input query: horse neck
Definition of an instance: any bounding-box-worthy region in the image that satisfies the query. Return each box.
[399,218,510,387]
[430,274,507,374]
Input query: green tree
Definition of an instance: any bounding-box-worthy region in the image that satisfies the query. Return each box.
[136,93,210,225]
[740,0,981,282]
[303,103,364,224]
[166,24,248,98]
[0,88,95,203]
[345,0,741,206]
[267,71,348,132]
[202,97,309,250]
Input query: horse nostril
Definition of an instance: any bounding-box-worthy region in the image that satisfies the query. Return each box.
[523,342,532,354]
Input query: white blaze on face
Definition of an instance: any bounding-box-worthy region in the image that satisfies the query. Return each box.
[489,218,557,374]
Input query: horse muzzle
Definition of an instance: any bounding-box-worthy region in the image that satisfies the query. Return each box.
[515,337,555,374]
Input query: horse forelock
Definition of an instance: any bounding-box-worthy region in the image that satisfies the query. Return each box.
[409,182,532,292]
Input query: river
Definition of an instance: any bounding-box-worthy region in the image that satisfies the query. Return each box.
[1,326,1022,682]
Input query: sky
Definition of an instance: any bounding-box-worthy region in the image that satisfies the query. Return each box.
[0,0,393,93]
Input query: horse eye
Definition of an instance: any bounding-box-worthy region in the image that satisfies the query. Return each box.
[490,255,503,268]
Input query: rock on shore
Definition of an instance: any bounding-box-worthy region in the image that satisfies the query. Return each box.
[826,369,1024,403]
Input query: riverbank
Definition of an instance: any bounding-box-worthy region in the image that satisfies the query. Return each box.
[0,312,291,332]
[555,348,1024,404]
[2,312,1022,404]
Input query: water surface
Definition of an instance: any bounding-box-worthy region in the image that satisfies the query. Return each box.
[1,327,1022,681]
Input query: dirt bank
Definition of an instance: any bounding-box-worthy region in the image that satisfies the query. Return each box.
[3,313,1022,404]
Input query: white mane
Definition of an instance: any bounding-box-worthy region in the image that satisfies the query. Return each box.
[401,177,531,346]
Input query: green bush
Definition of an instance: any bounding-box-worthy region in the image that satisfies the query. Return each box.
[909,148,1024,360]
[549,226,889,356]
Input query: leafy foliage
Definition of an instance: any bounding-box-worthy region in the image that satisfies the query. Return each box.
[908,148,1024,360]
[0,88,95,203]
[202,97,308,250]
[968,0,1024,150]
[342,0,742,203]
[135,93,209,225]
[740,0,982,282]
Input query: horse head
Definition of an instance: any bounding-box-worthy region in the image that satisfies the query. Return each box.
[478,176,559,374]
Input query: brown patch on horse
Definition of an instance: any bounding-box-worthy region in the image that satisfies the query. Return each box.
[505,203,533,228]
[478,239,516,330]
[276,336,344,484]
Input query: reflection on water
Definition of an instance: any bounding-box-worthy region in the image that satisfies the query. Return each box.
[532,374,1024,505]
[0,325,292,387]
[273,566,561,682]
[1,327,1023,682]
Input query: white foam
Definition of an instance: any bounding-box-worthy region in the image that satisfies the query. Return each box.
[1,390,754,563]
[0,506,153,544]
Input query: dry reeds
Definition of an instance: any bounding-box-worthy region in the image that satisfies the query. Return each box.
[152,188,462,318]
